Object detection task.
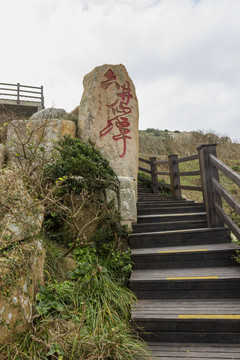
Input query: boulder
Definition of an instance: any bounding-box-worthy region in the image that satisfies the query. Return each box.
[78,64,139,180]
[0,170,44,248]
[0,238,45,343]
[30,108,68,120]
[7,118,76,166]
[78,64,139,224]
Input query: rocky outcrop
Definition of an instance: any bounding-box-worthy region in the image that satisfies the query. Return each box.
[7,118,76,166]
[0,238,45,344]
[78,64,139,179]
[0,170,44,248]
[78,64,139,225]
[30,108,68,120]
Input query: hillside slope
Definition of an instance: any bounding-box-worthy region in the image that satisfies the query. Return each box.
[139,129,240,220]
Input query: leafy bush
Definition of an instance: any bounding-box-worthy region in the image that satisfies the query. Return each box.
[0,248,149,360]
[44,135,119,194]
[0,134,150,359]
[43,136,120,249]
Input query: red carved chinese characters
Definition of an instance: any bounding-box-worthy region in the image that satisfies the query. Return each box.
[99,69,133,158]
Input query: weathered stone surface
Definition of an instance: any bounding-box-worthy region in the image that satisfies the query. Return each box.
[0,238,45,344]
[0,144,4,168]
[7,118,76,165]
[78,64,139,223]
[30,107,68,120]
[106,176,137,227]
[0,170,44,247]
[78,64,139,180]
[119,176,137,223]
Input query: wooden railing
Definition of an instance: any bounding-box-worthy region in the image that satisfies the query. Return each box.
[0,82,44,107]
[139,144,240,240]
[139,153,202,198]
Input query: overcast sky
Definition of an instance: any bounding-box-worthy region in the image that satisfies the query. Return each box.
[1,0,240,141]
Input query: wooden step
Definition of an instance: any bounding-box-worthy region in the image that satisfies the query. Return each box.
[129,227,231,249]
[145,342,240,359]
[130,266,240,299]
[138,204,206,215]
[137,212,207,224]
[132,299,240,343]
[132,191,240,348]
[132,219,208,233]
[131,243,240,269]
[137,201,197,209]
[138,188,152,193]
[137,199,192,205]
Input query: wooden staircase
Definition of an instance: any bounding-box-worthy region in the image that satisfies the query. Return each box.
[130,190,240,359]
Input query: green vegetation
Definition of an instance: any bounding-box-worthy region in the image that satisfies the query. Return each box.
[45,136,119,195]
[0,136,150,360]
[0,237,149,359]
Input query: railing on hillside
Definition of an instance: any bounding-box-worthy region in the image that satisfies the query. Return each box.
[139,144,240,240]
[0,82,44,107]
[139,153,202,198]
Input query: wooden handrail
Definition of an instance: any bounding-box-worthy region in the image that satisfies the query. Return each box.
[215,202,240,240]
[212,178,240,216]
[139,157,151,165]
[138,145,240,240]
[179,170,201,176]
[154,159,169,165]
[138,153,202,199]
[175,154,199,163]
[139,166,151,175]
[210,154,240,187]
[157,171,170,176]
[178,185,203,191]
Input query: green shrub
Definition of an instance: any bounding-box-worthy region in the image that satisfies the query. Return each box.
[1,259,149,360]
[43,136,120,246]
[44,135,119,194]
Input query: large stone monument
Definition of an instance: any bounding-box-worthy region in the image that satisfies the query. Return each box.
[78,64,139,225]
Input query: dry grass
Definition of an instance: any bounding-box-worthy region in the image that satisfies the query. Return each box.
[139,130,240,204]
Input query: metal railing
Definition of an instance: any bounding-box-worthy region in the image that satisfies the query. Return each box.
[0,82,44,108]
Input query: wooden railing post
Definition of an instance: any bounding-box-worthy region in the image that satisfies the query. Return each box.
[168,154,181,199]
[150,157,159,194]
[197,144,223,227]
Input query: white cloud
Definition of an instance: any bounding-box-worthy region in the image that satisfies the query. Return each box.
[1,0,240,140]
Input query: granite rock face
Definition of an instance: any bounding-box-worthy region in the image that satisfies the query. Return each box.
[78,64,139,179]
[0,170,44,247]
[0,239,45,344]
[7,118,76,166]
[78,64,139,224]
[30,108,68,120]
